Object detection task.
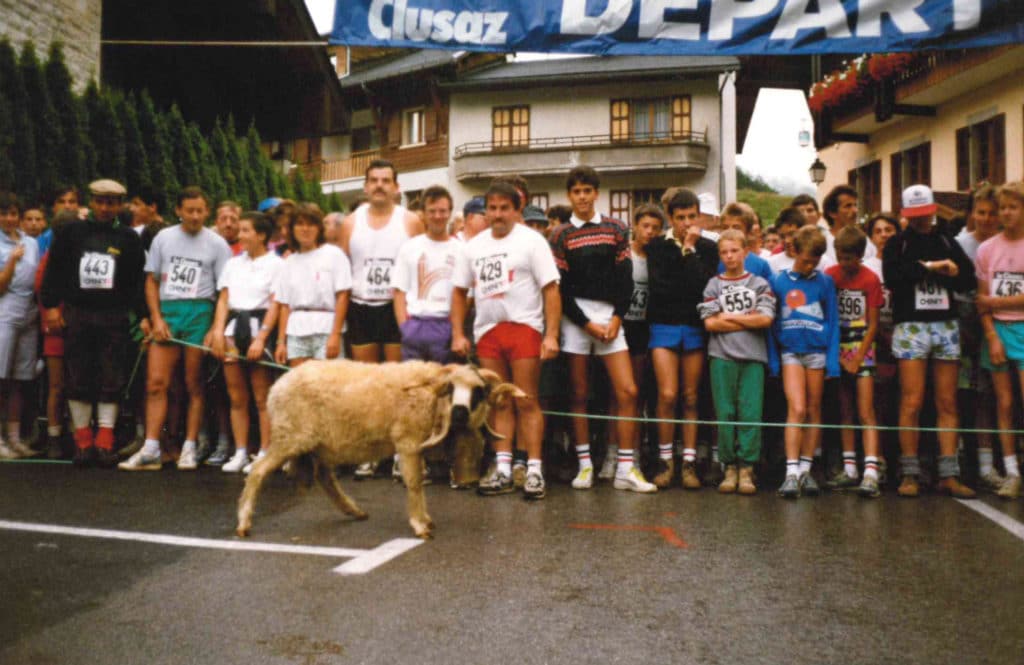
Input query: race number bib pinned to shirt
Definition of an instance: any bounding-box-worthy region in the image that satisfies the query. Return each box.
[837,289,866,325]
[363,258,393,300]
[718,285,756,314]
[626,283,648,321]
[475,253,511,299]
[79,252,115,290]
[166,257,203,298]
[915,281,949,311]
[993,271,1024,297]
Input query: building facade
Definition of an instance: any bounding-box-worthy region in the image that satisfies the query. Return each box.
[0,0,102,90]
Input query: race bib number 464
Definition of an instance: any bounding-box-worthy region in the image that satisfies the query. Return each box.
[79,252,115,290]
[475,253,511,299]
[363,258,393,300]
[165,257,202,298]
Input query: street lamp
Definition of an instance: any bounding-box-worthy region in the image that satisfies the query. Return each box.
[809,157,827,185]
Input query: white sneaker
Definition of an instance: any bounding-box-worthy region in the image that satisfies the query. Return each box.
[979,470,1006,492]
[176,444,197,471]
[614,467,658,493]
[222,450,250,473]
[571,466,594,489]
[354,461,377,479]
[0,440,18,459]
[7,439,36,458]
[118,449,162,471]
[598,449,618,480]
[243,450,267,475]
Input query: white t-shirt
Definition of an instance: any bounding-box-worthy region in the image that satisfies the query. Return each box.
[393,235,459,317]
[625,249,648,322]
[453,223,560,341]
[275,244,352,337]
[217,251,284,337]
[146,225,232,301]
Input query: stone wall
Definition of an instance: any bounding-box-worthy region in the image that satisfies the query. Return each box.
[0,0,102,90]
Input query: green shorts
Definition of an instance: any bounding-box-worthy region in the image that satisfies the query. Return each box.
[160,299,214,346]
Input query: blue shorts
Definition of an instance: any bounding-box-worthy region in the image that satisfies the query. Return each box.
[981,320,1024,372]
[649,323,705,352]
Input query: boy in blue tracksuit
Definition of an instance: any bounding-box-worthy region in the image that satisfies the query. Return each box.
[768,226,839,498]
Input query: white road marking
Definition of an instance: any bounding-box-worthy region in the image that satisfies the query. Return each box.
[0,519,423,575]
[956,500,1024,543]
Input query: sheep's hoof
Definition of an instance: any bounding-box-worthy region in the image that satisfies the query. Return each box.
[236,526,250,538]
[416,529,433,540]
[352,511,369,521]
[412,521,433,539]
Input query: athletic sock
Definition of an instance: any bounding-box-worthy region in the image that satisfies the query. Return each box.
[527,458,542,475]
[96,403,118,429]
[141,438,161,457]
[95,428,115,450]
[617,448,635,475]
[711,445,720,464]
[843,452,858,479]
[5,422,20,443]
[47,425,61,437]
[864,456,879,481]
[682,448,697,464]
[1004,455,1020,478]
[575,444,592,469]
[799,456,813,476]
[979,448,995,476]
[495,451,513,476]
[658,443,673,461]
[786,459,799,478]
[68,400,92,431]
[182,439,197,454]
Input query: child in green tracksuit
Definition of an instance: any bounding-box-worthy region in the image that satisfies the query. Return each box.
[699,230,776,494]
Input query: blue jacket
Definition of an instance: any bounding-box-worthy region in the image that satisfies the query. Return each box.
[767,269,840,378]
[719,252,772,282]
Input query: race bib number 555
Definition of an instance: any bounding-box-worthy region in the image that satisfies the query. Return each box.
[718,285,756,314]
[79,252,115,290]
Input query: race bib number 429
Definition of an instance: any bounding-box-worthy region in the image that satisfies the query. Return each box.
[79,252,115,290]
[475,253,511,299]
[165,257,203,298]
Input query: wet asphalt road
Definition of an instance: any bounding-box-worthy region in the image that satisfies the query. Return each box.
[1,462,1023,665]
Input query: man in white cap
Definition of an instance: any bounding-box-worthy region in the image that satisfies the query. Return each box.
[697,192,721,242]
[882,184,976,498]
[40,179,150,467]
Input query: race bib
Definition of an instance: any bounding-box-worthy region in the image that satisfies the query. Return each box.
[166,257,203,298]
[837,289,866,324]
[992,271,1024,297]
[363,258,393,300]
[79,252,115,290]
[718,285,756,315]
[626,283,648,321]
[915,281,949,310]
[475,253,511,299]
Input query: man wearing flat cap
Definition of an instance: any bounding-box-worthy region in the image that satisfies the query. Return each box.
[40,179,150,467]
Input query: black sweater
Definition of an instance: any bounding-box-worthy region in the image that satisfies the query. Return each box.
[646,235,719,327]
[882,226,975,324]
[549,216,633,326]
[40,217,148,318]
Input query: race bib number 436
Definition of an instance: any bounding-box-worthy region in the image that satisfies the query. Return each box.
[993,271,1024,297]
[79,252,115,290]
[475,253,511,299]
[165,257,202,298]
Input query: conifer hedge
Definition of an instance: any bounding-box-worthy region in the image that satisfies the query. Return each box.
[0,41,329,215]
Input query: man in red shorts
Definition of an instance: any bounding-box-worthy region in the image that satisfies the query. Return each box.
[451,181,561,500]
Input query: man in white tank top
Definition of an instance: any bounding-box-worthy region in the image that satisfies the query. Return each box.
[339,159,424,365]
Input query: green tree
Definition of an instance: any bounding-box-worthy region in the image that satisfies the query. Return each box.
[136,91,179,214]
[19,43,61,203]
[194,124,225,206]
[83,81,126,184]
[115,92,152,196]
[165,104,200,189]
[0,78,15,190]
[222,116,253,207]
[209,119,237,203]
[327,191,343,213]
[45,43,91,191]
[245,122,275,203]
[737,167,778,194]
[0,40,38,202]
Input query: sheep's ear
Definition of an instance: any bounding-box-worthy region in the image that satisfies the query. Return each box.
[488,383,527,407]
[476,368,504,386]
[402,365,456,393]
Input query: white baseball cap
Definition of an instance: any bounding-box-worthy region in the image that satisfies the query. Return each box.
[901,184,937,218]
[698,192,719,216]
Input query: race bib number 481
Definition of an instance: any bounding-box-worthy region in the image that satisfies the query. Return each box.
[475,253,511,299]
[915,281,949,310]
[79,252,115,290]
[165,257,203,298]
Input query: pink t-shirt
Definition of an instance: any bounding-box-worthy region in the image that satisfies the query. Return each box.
[975,233,1024,322]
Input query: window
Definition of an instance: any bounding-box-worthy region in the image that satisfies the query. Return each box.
[890,143,931,212]
[291,137,321,164]
[848,161,881,216]
[610,96,691,141]
[530,193,549,210]
[351,126,379,153]
[956,113,1005,190]
[609,189,666,225]
[492,106,529,148]
[402,107,425,146]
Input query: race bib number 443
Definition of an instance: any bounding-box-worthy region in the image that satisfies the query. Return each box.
[165,257,202,298]
[79,252,115,290]
[475,253,511,299]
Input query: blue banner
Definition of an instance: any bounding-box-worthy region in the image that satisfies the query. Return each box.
[331,0,1024,55]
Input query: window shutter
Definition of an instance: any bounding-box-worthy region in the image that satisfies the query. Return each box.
[955,126,970,191]
[993,114,1006,184]
[387,113,401,147]
[424,106,438,143]
[890,152,902,213]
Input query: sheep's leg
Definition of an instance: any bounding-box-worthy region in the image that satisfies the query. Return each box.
[399,450,433,538]
[236,449,290,537]
[316,463,368,521]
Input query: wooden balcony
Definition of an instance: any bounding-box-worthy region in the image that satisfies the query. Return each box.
[321,138,449,183]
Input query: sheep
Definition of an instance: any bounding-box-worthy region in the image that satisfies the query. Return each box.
[236,360,524,539]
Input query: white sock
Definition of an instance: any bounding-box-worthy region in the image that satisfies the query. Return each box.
[786,459,799,478]
[495,451,512,476]
[1004,455,1020,478]
[47,425,61,437]
[864,456,879,481]
[979,448,995,476]
[527,458,542,475]
[182,440,197,454]
[658,443,673,461]
[843,452,858,479]
[682,447,697,464]
[142,438,161,457]
[68,400,92,431]
[575,444,592,469]
[96,403,118,429]
[5,422,20,443]
[616,448,635,475]
[711,445,719,463]
[799,456,813,476]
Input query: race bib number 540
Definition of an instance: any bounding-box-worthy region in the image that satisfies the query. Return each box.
[79,252,115,290]
[165,257,202,298]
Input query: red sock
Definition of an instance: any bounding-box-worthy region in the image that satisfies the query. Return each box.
[95,427,115,451]
[74,427,94,450]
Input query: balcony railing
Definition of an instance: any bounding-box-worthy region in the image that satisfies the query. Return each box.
[321,149,382,182]
[453,130,707,158]
[320,138,450,183]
